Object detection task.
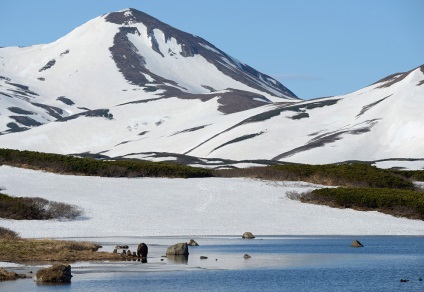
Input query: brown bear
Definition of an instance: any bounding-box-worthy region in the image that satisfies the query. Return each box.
[137,243,148,259]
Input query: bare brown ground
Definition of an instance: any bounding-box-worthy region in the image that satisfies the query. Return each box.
[0,238,124,263]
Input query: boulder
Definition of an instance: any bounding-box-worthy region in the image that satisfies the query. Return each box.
[112,249,117,253]
[122,250,127,255]
[34,264,72,283]
[137,243,148,258]
[242,232,255,239]
[127,249,132,256]
[188,239,199,246]
[0,268,18,281]
[243,254,252,259]
[166,242,189,256]
[351,240,364,248]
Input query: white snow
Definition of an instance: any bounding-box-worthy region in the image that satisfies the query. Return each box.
[373,160,424,170]
[0,10,423,166]
[1,166,423,238]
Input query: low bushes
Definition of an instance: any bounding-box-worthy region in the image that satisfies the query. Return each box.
[301,187,424,220]
[0,193,81,220]
[0,148,212,178]
[215,163,414,189]
[0,227,19,239]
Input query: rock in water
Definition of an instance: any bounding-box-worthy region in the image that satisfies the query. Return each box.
[351,240,364,248]
[242,232,255,239]
[0,268,26,281]
[166,243,189,255]
[34,264,72,283]
[243,254,252,259]
[188,239,199,246]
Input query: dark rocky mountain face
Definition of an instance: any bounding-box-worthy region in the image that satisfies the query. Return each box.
[105,9,298,99]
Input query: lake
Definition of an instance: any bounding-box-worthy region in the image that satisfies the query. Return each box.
[1,236,423,291]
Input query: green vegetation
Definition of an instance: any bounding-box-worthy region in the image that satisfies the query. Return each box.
[0,193,81,220]
[0,148,212,178]
[302,187,424,220]
[390,169,424,182]
[216,163,415,189]
[216,163,424,220]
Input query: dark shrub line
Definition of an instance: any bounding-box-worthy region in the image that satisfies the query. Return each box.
[301,187,424,220]
[0,148,212,178]
[215,163,415,189]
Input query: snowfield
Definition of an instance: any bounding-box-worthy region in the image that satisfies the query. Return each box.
[1,166,423,238]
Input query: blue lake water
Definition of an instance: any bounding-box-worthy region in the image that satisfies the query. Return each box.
[1,236,423,291]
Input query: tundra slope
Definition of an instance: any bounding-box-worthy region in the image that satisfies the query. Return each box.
[0,8,423,167]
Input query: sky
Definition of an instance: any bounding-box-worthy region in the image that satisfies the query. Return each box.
[1,0,423,99]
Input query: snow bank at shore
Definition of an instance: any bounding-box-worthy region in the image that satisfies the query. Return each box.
[1,166,423,237]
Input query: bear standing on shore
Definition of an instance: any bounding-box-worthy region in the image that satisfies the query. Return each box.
[137,243,148,259]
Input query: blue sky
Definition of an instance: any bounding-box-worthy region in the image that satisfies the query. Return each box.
[1,0,423,99]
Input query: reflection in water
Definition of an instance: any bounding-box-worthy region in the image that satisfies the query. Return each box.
[167,255,189,265]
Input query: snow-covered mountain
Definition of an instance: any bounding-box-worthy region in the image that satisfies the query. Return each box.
[0,8,423,168]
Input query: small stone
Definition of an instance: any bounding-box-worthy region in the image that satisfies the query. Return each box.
[242,232,255,239]
[351,240,364,248]
[243,254,251,259]
[200,256,208,259]
[188,239,199,246]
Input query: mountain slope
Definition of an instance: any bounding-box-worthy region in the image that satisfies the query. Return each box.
[0,8,423,167]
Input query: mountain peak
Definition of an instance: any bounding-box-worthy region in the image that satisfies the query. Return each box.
[103,8,297,99]
[105,8,162,26]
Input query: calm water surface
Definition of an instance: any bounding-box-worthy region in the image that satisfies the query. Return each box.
[1,236,423,291]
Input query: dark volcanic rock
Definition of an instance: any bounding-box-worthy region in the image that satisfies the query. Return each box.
[105,8,297,99]
[39,59,56,72]
[9,116,42,127]
[57,96,75,106]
